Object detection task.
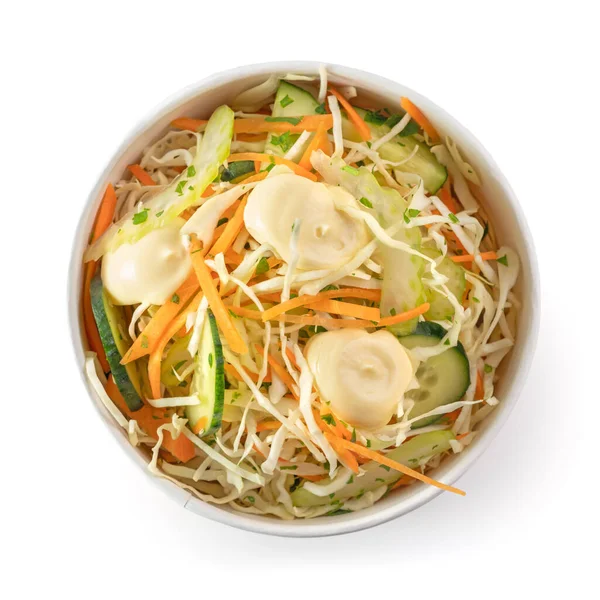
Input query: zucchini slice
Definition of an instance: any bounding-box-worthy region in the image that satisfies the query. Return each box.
[89,272,144,411]
[291,431,455,507]
[422,248,466,321]
[399,322,470,427]
[220,160,255,182]
[185,309,225,436]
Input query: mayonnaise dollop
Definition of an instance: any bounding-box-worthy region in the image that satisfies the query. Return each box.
[306,329,414,430]
[243,173,369,270]
[101,219,191,305]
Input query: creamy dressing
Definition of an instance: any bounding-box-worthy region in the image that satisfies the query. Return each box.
[243,173,369,271]
[306,330,414,430]
[101,219,191,305]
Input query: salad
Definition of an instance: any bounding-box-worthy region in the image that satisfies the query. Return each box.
[82,70,520,519]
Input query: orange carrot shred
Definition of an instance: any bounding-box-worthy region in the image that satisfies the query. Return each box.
[400,97,440,143]
[451,251,497,264]
[209,196,248,256]
[127,164,156,186]
[328,86,371,142]
[377,303,430,327]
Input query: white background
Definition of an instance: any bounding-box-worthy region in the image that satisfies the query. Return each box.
[2,1,597,598]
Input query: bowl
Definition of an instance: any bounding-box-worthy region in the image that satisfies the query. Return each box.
[67,61,540,537]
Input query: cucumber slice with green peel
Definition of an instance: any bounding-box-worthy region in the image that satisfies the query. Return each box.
[264,81,320,159]
[399,322,470,427]
[341,107,447,194]
[220,160,255,182]
[161,334,192,394]
[291,430,455,507]
[421,248,466,321]
[185,310,225,436]
[90,272,144,411]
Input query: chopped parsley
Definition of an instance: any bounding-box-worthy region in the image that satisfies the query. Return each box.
[444,339,451,345]
[328,493,335,499]
[389,307,397,316]
[398,119,420,137]
[315,103,327,114]
[217,217,228,227]
[313,325,327,334]
[279,94,294,108]
[270,131,299,153]
[497,255,509,266]
[380,465,391,471]
[321,413,336,426]
[174,360,186,371]
[155,210,164,218]
[208,353,213,367]
[262,163,276,173]
[347,475,354,484]
[320,285,339,292]
[366,439,371,448]
[186,165,196,177]
[403,207,420,223]
[356,160,365,167]
[473,296,480,303]
[132,208,149,225]
[265,116,302,125]
[448,212,459,224]
[375,478,385,483]
[482,221,489,241]
[325,508,352,516]
[364,110,387,126]
[175,180,187,196]
[484,363,493,374]
[351,428,357,443]
[280,465,297,471]
[255,257,270,275]
[171,293,180,304]
[246,496,255,503]
[341,165,360,176]
[359,197,373,209]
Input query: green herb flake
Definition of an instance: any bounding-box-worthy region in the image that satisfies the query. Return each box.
[366,141,372,149]
[171,293,180,304]
[448,212,459,224]
[473,296,480,303]
[398,119,420,137]
[262,163,276,173]
[186,165,196,178]
[408,208,420,218]
[351,428,357,443]
[356,160,365,167]
[320,284,339,292]
[389,307,397,316]
[315,103,327,114]
[270,131,299,153]
[321,413,336,426]
[444,339,451,346]
[347,475,354,484]
[497,255,509,267]
[140,335,149,349]
[155,210,164,218]
[255,257,270,275]
[280,94,294,108]
[174,360,186,371]
[175,180,187,196]
[356,489,366,499]
[188,185,195,191]
[132,208,149,225]
[328,493,335,499]
[359,197,373,209]
[375,478,385,483]
[484,363,493,374]
[246,496,255,503]
[380,465,391,471]
[178,381,187,388]
[217,217,228,227]
[326,508,352,516]
[482,221,490,241]
[208,353,213,368]
[341,165,360,176]
[364,110,387,126]
[280,465,297,471]
[366,439,371,448]
[265,116,302,125]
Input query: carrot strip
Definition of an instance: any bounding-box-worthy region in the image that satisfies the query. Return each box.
[400,97,440,143]
[310,299,380,322]
[272,313,375,329]
[391,476,415,490]
[236,133,268,142]
[456,432,470,442]
[324,433,465,496]
[209,196,248,256]
[127,164,156,186]
[190,242,248,355]
[301,474,326,482]
[377,303,430,327]
[261,288,381,322]
[224,363,271,384]
[438,182,460,213]
[171,115,334,135]
[328,86,371,142]
[322,430,360,474]
[148,291,204,398]
[83,183,119,372]
[256,420,282,433]
[255,344,298,400]
[475,371,485,401]
[451,251,497,264]
[227,153,317,181]
[121,273,199,364]
[319,405,352,441]
[298,121,331,171]
[191,417,208,435]
[105,375,195,463]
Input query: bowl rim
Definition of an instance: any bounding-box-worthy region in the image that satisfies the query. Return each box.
[67,60,541,537]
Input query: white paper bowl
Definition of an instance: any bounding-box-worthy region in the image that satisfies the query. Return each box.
[68,61,540,537]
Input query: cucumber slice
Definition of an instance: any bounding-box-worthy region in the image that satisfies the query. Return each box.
[342,107,447,193]
[161,334,192,394]
[185,310,225,436]
[291,431,455,507]
[399,322,470,427]
[221,160,255,182]
[264,81,319,159]
[90,272,144,411]
[422,248,466,321]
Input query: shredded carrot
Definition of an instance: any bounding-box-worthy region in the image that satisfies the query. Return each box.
[209,196,248,256]
[105,375,195,462]
[236,133,268,142]
[328,86,371,142]
[476,371,485,401]
[224,248,244,266]
[298,121,331,171]
[310,298,380,322]
[451,251,497,264]
[319,405,352,441]
[255,420,282,433]
[255,344,298,400]
[301,474,326,482]
[148,291,204,398]
[377,303,430,327]
[261,288,381,322]
[191,416,208,435]
[83,183,120,372]
[171,115,334,135]
[438,181,460,213]
[324,433,465,496]
[323,430,360,474]
[456,432,470,441]
[224,363,271,384]
[227,153,317,181]
[127,164,156,187]
[189,241,248,355]
[391,475,415,490]
[271,313,375,329]
[400,97,440,144]
[121,273,199,364]
[170,117,208,131]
